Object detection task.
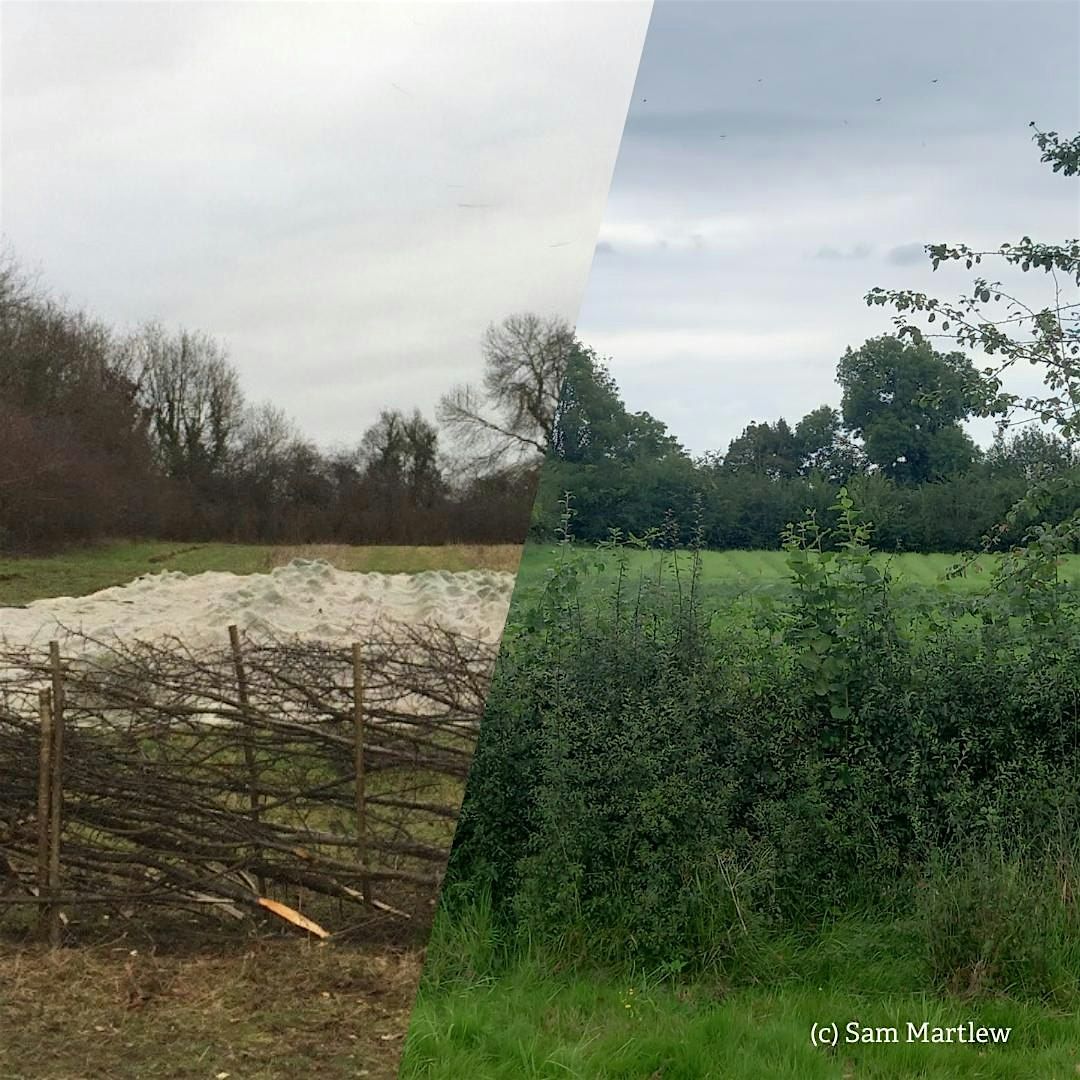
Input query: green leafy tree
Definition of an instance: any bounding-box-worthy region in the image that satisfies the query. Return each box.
[837,335,986,484]
[866,123,1079,444]
[794,404,865,482]
[553,344,685,466]
[986,427,1077,482]
[723,419,801,479]
[537,344,696,540]
[864,123,1080,565]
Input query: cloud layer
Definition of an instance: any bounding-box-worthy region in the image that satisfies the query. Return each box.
[2,0,651,448]
[577,0,1080,455]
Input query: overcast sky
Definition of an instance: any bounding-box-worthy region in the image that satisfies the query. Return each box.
[1,1,650,450]
[578,0,1080,456]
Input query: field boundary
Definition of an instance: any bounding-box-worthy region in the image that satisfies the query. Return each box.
[0,622,494,945]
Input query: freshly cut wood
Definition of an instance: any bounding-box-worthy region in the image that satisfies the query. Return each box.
[256,897,330,939]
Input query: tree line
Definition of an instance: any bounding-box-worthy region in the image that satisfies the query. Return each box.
[6,238,1073,557]
[6,118,1076,557]
[0,252,569,552]
[534,122,1080,554]
[534,334,1080,552]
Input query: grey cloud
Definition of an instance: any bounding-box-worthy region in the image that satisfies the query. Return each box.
[575,0,1079,457]
[1,2,652,448]
[624,108,838,142]
[887,243,931,266]
[815,244,873,262]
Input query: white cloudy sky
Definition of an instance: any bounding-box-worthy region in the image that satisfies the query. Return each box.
[1,0,651,449]
[578,0,1080,456]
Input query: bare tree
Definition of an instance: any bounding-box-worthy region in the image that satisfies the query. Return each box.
[0,249,39,347]
[0,252,159,547]
[233,403,298,479]
[401,410,443,507]
[132,323,244,481]
[438,313,576,468]
[359,409,445,510]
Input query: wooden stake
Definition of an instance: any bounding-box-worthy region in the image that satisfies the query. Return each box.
[352,642,372,905]
[35,688,53,941]
[228,625,264,894]
[47,642,64,948]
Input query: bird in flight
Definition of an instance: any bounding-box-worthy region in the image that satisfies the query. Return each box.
[874,97,883,103]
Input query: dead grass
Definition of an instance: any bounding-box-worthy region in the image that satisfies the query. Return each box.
[267,543,523,575]
[0,937,423,1079]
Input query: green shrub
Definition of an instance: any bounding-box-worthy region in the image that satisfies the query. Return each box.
[449,491,1080,980]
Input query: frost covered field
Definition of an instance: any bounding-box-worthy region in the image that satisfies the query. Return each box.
[0,559,517,655]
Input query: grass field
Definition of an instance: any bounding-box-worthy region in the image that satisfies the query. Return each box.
[7,538,1073,611]
[402,897,1080,1079]
[0,540,522,606]
[513,543,1080,604]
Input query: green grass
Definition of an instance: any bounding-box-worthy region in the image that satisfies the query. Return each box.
[403,968,1080,1078]
[10,538,1074,610]
[402,908,1080,1079]
[512,542,1080,609]
[0,540,522,606]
